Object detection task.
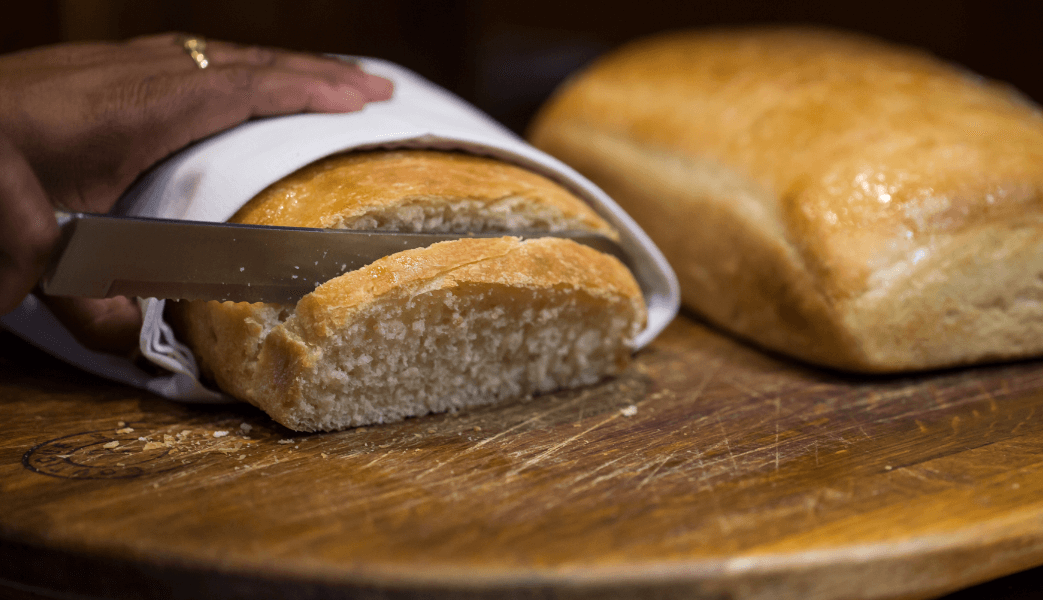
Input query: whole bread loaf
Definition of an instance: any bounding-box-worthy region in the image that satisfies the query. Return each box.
[173,150,646,431]
[528,28,1043,373]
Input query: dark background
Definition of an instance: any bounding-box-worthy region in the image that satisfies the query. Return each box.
[2,1,1041,598]
[2,0,1039,134]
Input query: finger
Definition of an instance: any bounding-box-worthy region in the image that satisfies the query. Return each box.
[126,32,186,48]
[118,34,394,102]
[113,67,378,164]
[39,296,143,354]
[0,133,57,316]
[202,42,394,101]
[139,51,394,104]
[245,69,372,114]
[145,45,394,102]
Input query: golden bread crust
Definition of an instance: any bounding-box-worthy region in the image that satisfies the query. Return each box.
[231,149,615,236]
[529,27,1043,372]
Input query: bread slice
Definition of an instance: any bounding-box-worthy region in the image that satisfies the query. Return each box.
[528,28,1043,373]
[173,150,645,431]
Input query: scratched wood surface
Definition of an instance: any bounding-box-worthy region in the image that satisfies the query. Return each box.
[3,316,1043,600]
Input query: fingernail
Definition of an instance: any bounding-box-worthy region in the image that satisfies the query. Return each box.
[341,86,367,110]
[362,74,394,100]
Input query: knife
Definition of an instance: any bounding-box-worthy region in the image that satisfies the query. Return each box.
[39,211,631,304]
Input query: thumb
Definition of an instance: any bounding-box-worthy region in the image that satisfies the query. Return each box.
[0,131,143,354]
[39,295,143,354]
[0,131,57,315]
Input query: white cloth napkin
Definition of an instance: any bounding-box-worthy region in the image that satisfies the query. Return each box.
[1,57,679,402]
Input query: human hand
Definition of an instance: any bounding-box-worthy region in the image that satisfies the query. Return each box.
[0,33,393,352]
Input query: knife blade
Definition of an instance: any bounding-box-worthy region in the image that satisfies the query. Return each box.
[39,212,631,304]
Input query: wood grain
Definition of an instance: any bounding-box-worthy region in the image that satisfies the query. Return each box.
[3,315,1043,599]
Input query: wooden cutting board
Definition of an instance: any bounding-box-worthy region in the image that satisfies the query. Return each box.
[3,315,1043,600]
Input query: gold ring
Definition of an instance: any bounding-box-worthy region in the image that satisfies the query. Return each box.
[179,35,209,69]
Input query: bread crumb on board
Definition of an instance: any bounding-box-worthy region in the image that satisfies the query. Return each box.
[620,405,638,417]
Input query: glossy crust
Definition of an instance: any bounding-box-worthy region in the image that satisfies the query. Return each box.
[529,27,1043,372]
[231,149,616,237]
[174,150,645,430]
